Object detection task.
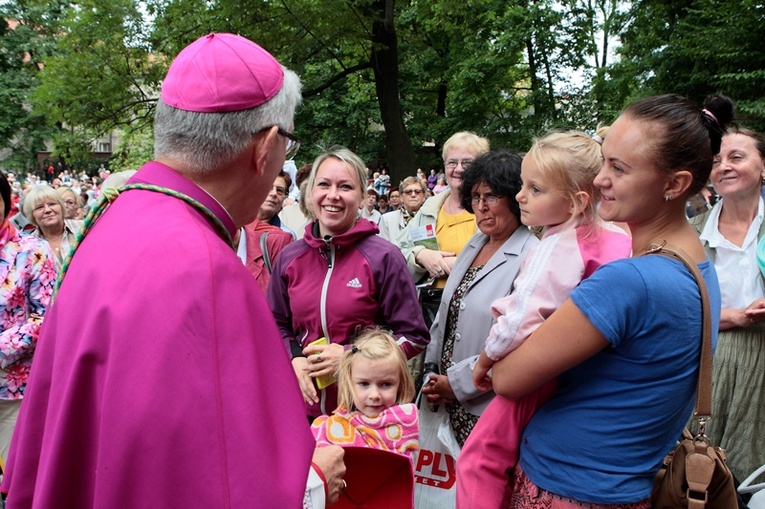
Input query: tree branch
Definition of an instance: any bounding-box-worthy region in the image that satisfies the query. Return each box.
[302,62,372,97]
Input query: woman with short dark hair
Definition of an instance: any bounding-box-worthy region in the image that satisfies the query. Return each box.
[421,150,538,453]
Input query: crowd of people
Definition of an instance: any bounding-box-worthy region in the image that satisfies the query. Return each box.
[0,31,761,509]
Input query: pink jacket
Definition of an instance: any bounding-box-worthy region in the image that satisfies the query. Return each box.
[267,219,429,416]
[485,222,631,360]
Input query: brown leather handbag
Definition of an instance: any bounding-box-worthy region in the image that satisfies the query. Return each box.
[647,243,738,509]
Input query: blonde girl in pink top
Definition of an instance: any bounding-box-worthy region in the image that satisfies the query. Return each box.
[457,131,633,509]
[311,329,419,460]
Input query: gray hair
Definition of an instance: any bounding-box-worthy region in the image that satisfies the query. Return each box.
[154,67,302,174]
[400,175,427,193]
[23,185,66,227]
[308,147,368,202]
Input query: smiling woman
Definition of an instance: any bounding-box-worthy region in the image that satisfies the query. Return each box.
[0,171,56,466]
[692,126,765,481]
[22,185,82,268]
[484,94,735,508]
[267,146,429,421]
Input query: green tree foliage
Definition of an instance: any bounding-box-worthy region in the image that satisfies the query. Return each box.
[32,0,164,137]
[0,1,66,175]
[8,0,762,182]
[608,0,765,130]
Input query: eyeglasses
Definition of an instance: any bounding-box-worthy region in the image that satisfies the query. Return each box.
[471,194,506,207]
[33,201,61,212]
[445,159,474,170]
[253,126,302,159]
[402,189,424,195]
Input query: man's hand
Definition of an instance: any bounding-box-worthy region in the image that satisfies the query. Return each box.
[312,445,346,506]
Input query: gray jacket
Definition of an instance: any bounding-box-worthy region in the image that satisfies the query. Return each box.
[425,226,538,416]
[378,209,406,244]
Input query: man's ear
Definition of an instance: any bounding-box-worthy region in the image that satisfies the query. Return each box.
[252,126,279,176]
[665,170,693,199]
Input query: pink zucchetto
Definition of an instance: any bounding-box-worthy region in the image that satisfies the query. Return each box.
[161,33,284,113]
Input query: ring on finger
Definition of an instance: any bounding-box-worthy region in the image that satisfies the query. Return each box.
[316,354,322,363]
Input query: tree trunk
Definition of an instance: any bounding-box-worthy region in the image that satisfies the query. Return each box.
[525,37,543,120]
[369,0,417,186]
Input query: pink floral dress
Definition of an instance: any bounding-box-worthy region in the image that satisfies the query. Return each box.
[0,223,56,400]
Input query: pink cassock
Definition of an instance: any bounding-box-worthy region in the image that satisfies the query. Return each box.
[1,162,314,508]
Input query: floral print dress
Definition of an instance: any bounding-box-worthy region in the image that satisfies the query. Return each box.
[441,265,483,447]
[0,225,56,400]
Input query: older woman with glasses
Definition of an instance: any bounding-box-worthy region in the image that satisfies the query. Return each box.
[22,185,83,268]
[400,132,490,329]
[379,176,427,244]
[56,187,81,220]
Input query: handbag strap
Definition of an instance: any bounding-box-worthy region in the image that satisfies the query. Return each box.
[260,230,273,274]
[642,242,712,419]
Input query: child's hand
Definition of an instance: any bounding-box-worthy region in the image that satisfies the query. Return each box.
[292,357,318,404]
[472,350,494,391]
[303,343,344,379]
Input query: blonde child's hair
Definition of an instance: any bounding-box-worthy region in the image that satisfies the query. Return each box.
[525,129,606,231]
[336,328,415,412]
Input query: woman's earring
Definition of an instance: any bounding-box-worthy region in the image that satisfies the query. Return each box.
[665,195,672,202]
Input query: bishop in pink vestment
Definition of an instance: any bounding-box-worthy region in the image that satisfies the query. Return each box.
[0,33,333,509]
[1,163,315,507]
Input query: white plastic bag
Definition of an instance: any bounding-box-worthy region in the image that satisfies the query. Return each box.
[414,402,459,509]
[739,464,765,509]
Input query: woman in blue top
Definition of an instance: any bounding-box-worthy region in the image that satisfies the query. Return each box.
[490,94,734,508]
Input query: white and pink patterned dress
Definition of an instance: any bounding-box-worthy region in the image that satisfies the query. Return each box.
[311,403,419,459]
